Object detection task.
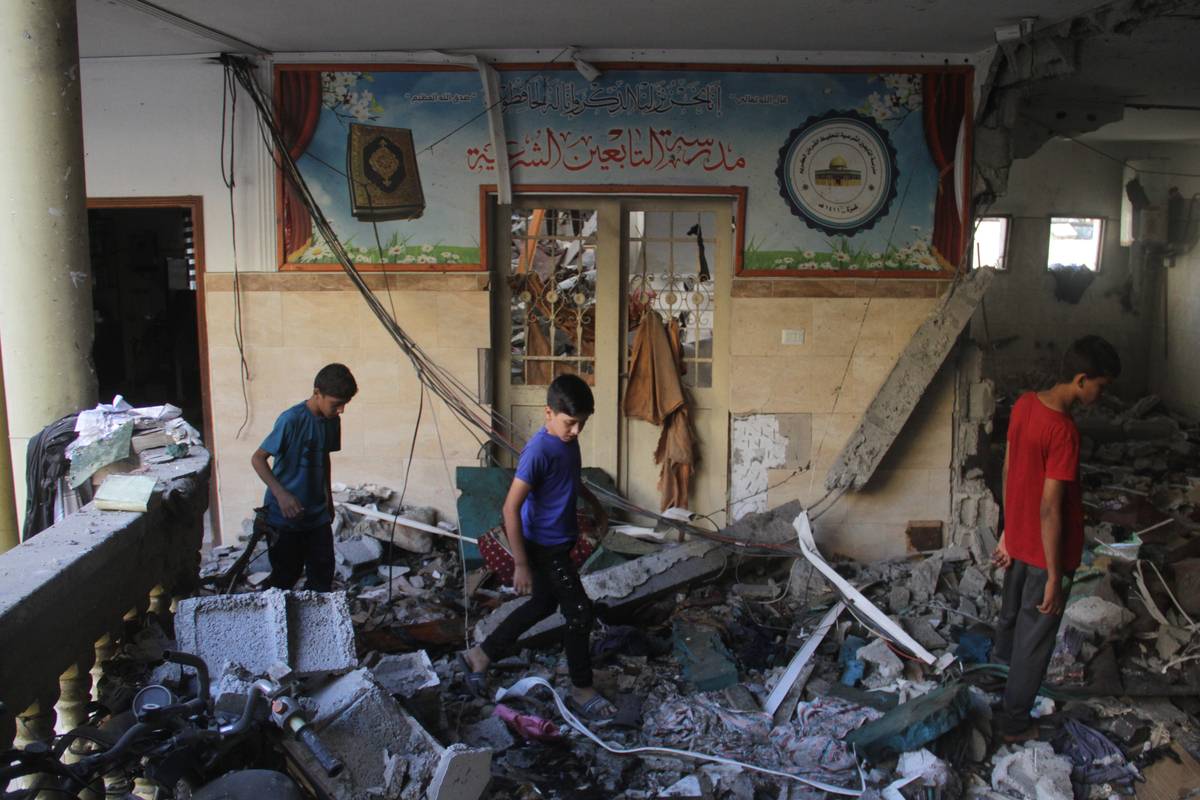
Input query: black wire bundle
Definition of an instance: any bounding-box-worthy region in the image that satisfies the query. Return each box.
[217,54,810,553]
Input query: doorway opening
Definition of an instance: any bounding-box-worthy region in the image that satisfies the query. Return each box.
[491,192,734,522]
[87,204,205,429]
[86,197,216,538]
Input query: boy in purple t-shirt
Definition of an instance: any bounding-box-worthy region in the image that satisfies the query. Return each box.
[458,375,612,720]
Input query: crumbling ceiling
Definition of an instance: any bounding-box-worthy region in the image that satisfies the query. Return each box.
[82,0,1111,58]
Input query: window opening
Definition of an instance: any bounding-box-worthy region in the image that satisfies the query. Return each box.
[970,216,1010,270]
[1047,216,1104,271]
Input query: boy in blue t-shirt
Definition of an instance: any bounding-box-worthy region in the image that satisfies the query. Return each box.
[251,363,357,592]
[459,374,613,720]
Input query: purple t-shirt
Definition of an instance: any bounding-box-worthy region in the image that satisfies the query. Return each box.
[515,427,581,546]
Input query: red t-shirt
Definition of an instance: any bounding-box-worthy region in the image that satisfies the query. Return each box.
[1003,392,1085,573]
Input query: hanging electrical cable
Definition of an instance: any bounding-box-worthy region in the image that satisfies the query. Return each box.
[218,54,819,552]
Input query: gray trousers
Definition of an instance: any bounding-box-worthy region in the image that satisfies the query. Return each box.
[992,559,1066,735]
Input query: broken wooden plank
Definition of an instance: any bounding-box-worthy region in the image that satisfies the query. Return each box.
[765,601,845,722]
[794,511,937,665]
[337,502,473,543]
[825,267,995,491]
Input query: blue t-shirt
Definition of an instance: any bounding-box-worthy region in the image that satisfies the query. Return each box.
[260,401,341,529]
[515,427,581,546]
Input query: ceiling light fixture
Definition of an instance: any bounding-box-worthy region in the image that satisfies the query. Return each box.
[568,47,602,83]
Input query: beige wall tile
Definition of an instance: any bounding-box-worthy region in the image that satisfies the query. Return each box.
[437,292,491,348]
[810,299,870,356]
[729,357,775,413]
[204,290,282,348]
[729,298,814,357]
[357,290,441,350]
[815,522,910,562]
[278,292,363,348]
[833,355,895,414]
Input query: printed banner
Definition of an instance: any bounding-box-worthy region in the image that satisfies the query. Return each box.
[277,65,969,275]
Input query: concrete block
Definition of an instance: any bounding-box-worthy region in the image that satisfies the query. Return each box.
[958,566,988,598]
[175,589,355,678]
[298,668,490,800]
[371,651,441,725]
[335,536,383,569]
[1063,596,1134,641]
[461,716,516,751]
[826,267,995,491]
[857,638,903,689]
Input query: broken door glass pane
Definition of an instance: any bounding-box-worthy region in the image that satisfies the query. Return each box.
[510,208,598,385]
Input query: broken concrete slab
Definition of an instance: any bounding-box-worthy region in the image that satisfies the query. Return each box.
[825,267,995,491]
[1064,596,1135,641]
[909,554,943,604]
[958,566,988,598]
[845,683,972,761]
[474,537,726,646]
[902,618,948,651]
[461,715,516,752]
[991,741,1074,800]
[335,536,383,571]
[294,668,490,800]
[788,558,832,607]
[857,638,904,689]
[888,586,912,614]
[175,589,355,678]
[370,650,441,725]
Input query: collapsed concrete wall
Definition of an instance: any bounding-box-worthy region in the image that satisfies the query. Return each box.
[825,268,995,493]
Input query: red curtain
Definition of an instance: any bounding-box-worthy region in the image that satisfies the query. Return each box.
[277,70,322,260]
[923,72,968,268]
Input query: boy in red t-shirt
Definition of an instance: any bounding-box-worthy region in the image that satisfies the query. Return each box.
[991,335,1121,742]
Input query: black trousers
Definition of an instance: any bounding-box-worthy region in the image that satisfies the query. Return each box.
[480,539,594,688]
[993,559,1066,734]
[266,521,335,592]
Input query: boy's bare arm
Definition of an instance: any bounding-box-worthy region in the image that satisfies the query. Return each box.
[1038,477,1067,615]
[503,478,534,595]
[251,448,303,519]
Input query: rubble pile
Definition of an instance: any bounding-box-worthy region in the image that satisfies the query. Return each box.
[200,483,469,654]
[179,456,1200,798]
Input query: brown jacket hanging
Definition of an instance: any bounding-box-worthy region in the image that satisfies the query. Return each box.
[623,311,696,509]
[623,311,685,425]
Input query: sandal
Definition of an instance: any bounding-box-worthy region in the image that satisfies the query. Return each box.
[566,693,617,723]
[456,653,490,700]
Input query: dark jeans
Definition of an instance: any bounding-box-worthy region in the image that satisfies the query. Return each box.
[266,521,335,592]
[480,539,594,688]
[993,559,1067,734]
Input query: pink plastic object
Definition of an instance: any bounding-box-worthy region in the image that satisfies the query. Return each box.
[493,704,563,742]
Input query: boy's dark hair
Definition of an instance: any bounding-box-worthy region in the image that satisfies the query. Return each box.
[314,363,358,399]
[546,374,594,417]
[1061,336,1121,382]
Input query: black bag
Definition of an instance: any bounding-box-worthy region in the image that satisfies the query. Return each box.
[23,414,84,540]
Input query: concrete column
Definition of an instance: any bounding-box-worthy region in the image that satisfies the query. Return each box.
[0,345,17,551]
[0,0,98,528]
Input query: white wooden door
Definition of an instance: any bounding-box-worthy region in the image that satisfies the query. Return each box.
[493,196,732,521]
